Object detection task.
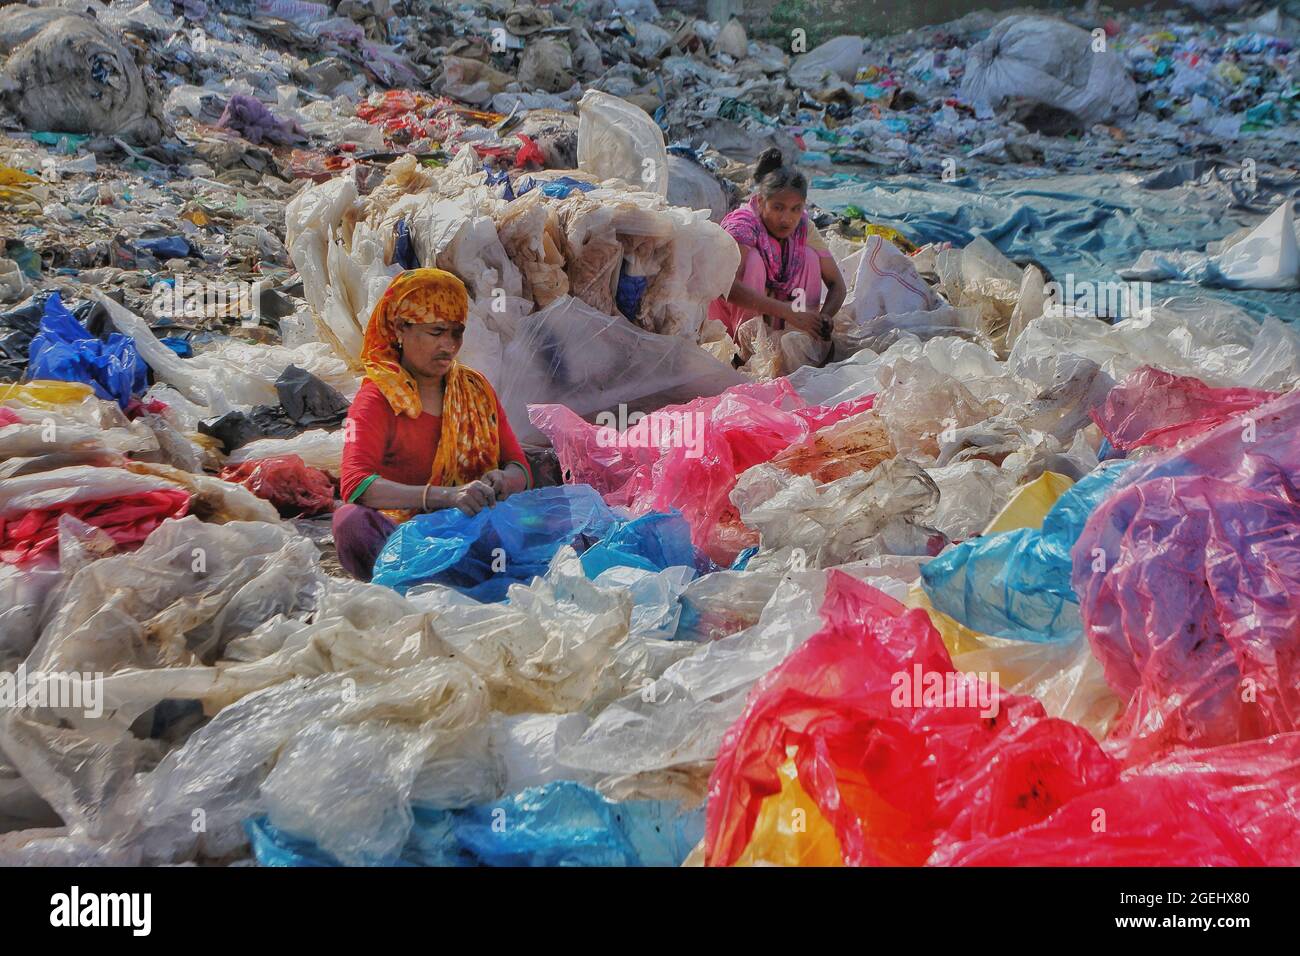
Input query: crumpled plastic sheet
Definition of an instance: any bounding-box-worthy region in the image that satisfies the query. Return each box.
[1009,298,1300,392]
[921,461,1133,643]
[1090,364,1278,451]
[732,457,947,571]
[531,380,873,564]
[408,548,696,717]
[704,571,1118,867]
[218,454,336,518]
[1073,389,1300,758]
[0,488,189,566]
[578,509,698,579]
[28,293,147,410]
[247,781,703,867]
[503,294,745,445]
[930,733,1300,866]
[98,293,359,414]
[710,569,1300,866]
[557,570,831,784]
[373,485,618,599]
[0,517,325,844]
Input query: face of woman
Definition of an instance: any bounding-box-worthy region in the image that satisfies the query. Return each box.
[397,321,463,380]
[757,188,805,240]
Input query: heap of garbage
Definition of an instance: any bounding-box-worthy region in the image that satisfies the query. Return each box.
[2,0,1300,865]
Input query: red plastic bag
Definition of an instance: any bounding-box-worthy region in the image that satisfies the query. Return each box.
[219,454,335,517]
[1090,365,1277,451]
[704,570,1117,866]
[532,380,874,564]
[932,734,1300,865]
[0,488,190,565]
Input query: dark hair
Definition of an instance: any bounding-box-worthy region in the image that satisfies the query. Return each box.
[754,147,807,200]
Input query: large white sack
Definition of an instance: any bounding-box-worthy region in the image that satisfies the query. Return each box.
[577,90,668,198]
[789,35,865,88]
[961,16,1138,126]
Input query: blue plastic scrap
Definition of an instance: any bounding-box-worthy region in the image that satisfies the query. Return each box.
[920,461,1134,643]
[578,509,697,578]
[246,781,704,867]
[135,235,194,260]
[372,484,618,599]
[27,292,148,408]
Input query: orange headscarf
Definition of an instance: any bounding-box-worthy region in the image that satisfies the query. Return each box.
[361,268,500,489]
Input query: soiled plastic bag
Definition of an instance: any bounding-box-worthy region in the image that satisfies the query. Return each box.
[577,90,668,198]
[248,781,703,867]
[1091,365,1277,451]
[372,485,617,599]
[504,295,744,445]
[0,12,165,144]
[960,16,1138,126]
[218,455,335,517]
[704,571,1117,867]
[921,461,1131,643]
[1074,390,1300,756]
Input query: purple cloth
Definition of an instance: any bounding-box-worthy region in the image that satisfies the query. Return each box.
[332,503,398,581]
[216,94,306,146]
[719,196,812,300]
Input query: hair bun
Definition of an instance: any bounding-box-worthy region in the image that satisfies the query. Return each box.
[754,147,784,182]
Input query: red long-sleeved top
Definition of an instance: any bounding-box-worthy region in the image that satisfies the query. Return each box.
[339,379,531,503]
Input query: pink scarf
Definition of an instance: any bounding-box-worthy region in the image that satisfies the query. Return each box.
[720,196,811,300]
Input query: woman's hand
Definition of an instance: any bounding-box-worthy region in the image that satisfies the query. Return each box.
[782,304,832,339]
[446,480,497,516]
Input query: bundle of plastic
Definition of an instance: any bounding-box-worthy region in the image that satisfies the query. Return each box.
[218,455,336,517]
[1074,389,1300,757]
[530,380,875,564]
[1089,365,1278,451]
[0,467,190,565]
[707,572,1300,866]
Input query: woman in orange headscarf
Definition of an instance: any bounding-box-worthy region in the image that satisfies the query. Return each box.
[333,268,531,580]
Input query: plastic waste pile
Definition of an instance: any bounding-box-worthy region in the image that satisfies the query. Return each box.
[2,0,1300,867]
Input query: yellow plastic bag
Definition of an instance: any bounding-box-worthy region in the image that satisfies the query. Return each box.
[982,470,1074,534]
[733,758,843,867]
[0,380,96,409]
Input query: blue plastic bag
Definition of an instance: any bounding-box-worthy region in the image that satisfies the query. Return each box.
[246,781,704,867]
[578,509,696,578]
[27,292,148,408]
[135,235,193,260]
[920,461,1133,642]
[372,485,618,600]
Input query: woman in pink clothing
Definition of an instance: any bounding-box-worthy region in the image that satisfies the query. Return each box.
[708,148,847,369]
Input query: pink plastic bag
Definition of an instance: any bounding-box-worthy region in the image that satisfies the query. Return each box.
[1091,365,1277,451]
[932,734,1300,865]
[1075,389,1300,758]
[530,381,873,564]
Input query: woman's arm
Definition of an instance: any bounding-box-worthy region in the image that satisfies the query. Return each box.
[725,246,802,324]
[819,255,847,320]
[356,477,495,516]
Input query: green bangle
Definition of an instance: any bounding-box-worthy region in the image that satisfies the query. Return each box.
[348,474,379,504]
